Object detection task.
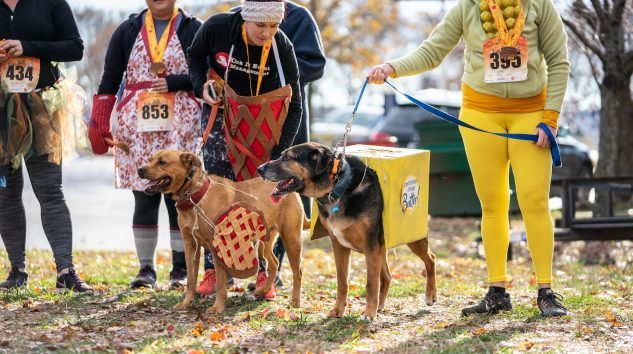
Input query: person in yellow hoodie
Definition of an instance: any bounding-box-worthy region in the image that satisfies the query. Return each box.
[368,0,569,317]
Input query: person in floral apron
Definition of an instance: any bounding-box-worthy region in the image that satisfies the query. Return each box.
[0,0,92,293]
[88,0,202,289]
[368,0,569,317]
[188,0,302,300]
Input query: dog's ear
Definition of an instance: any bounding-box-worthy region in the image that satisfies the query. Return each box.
[312,147,332,176]
[180,152,202,168]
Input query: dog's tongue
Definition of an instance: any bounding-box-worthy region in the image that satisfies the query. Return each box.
[143,179,161,188]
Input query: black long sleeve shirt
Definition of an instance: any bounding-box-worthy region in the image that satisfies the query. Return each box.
[97,9,202,95]
[0,0,83,89]
[187,11,302,158]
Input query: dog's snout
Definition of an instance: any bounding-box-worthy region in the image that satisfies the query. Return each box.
[257,163,267,176]
[138,167,146,178]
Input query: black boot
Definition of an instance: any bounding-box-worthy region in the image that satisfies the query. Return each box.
[168,266,187,289]
[130,265,157,289]
[462,287,512,316]
[56,268,93,293]
[0,268,28,289]
[537,288,567,317]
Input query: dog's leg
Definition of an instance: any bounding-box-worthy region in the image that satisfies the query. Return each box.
[407,238,437,306]
[362,245,385,321]
[208,253,227,314]
[378,254,392,312]
[254,234,278,298]
[281,227,303,308]
[328,236,351,318]
[175,231,199,310]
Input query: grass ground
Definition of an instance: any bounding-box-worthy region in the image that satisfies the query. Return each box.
[0,218,631,353]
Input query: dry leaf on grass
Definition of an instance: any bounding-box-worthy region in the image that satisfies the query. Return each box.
[605,311,625,327]
[432,322,451,329]
[471,327,487,335]
[578,324,593,334]
[518,340,535,350]
[186,349,205,354]
[191,322,204,337]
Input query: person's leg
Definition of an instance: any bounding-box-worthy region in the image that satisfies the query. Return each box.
[164,195,187,288]
[458,108,513,315]
[25,155,91,292]
[131,191,161,288]
[508,111,566,317]
[293,84,312,219]
[0,163,29,288]
[273,237,285,287]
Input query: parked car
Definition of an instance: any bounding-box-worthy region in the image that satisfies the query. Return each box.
[371,88,594,216]
[310,105,397,147]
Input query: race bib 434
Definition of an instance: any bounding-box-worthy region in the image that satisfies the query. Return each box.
[0,57,40,93]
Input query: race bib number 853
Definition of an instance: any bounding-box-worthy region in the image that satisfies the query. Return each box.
[136,91,175,132]
[0,57,40,93]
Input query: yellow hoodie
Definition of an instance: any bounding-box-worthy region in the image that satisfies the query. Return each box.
[387,0,569,128]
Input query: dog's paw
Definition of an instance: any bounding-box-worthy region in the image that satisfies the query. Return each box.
[327,307,345,318]
[174,300,192,310]
[425,292,437,306]
[360,310,377,321]
[290,299,301,308]
[206,305,225,315]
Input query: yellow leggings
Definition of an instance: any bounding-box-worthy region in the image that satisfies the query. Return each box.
[459,107,553,284]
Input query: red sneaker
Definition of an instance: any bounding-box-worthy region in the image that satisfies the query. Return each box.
[196,269,217,296]
[255,271,276,300]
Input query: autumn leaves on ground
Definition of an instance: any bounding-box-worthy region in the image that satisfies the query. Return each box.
[0,218,632,353]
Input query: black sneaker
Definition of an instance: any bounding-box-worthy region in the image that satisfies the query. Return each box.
[56,268,93,293]
[537,289,567,317]
[168,267,187,290]
[247,275,282,291]
[0,268,28,289]
[130,265,157,289]
[461,287,512,316]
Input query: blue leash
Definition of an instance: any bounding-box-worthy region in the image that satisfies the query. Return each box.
[351,79,562,167]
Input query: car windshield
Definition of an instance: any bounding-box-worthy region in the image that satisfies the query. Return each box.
[323,110,382,128]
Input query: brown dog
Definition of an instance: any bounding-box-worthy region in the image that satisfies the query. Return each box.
[258,142,437,320]
[138,150,306,314]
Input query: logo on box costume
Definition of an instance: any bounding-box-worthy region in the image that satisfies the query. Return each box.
[401,176,420,213]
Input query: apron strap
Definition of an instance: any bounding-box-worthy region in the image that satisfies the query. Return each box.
[271,37,285,87]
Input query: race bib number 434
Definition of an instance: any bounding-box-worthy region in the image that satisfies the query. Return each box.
[0,57,40,93]
[136,91,175,132]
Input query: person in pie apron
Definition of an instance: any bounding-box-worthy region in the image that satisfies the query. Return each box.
[187,0,302,300]
[0,0,92,292]
[367,0,570,317]
[88,0,202,290]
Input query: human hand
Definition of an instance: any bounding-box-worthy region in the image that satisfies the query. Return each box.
[202,80,222,106]
[366,63,395,84]
[535,125,557,148]
[0,40,24,58]
[151,78,168,93]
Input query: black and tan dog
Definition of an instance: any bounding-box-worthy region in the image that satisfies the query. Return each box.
[258,142,437,320]
[138,150,306,314]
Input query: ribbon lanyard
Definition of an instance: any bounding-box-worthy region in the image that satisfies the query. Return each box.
[486,0,525,47]
[241,24,271,96]
[352,79,561,167]
[144,7,179,64]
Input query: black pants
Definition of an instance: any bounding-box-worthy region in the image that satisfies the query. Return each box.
[0,155,73,273]
[132,191,178,228]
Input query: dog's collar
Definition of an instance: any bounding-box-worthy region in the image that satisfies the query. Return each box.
[175,176,210,211]
[316,160,352,210]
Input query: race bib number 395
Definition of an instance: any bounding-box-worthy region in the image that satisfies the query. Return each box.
[0,57,40,93]
[483,36,528,83]
[136,91,175,132]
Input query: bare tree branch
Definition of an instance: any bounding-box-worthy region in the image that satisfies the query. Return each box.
[563,18,606,61]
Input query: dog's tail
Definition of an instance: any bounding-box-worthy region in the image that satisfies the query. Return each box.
[302,215,310,230]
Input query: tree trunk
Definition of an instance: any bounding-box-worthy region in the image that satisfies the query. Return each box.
[595,69,633,177]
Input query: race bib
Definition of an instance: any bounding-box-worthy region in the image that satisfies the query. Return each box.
[136,91,175,132]
[0,57,40,93]
[483,36,528,83]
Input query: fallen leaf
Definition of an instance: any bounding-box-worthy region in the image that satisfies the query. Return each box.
[117,350,133,354]
[432,322,450,329]
[578,324,593,334]
[275,308,287,318]
[605,311,624,327]
[186,350,205,354]
[471,327,487,335]
[260,307,270,318]
[209,330,225,341]
[518,340,535,350]
[191,322,204,337]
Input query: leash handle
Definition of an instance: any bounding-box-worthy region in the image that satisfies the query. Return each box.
[383,79,562,168]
